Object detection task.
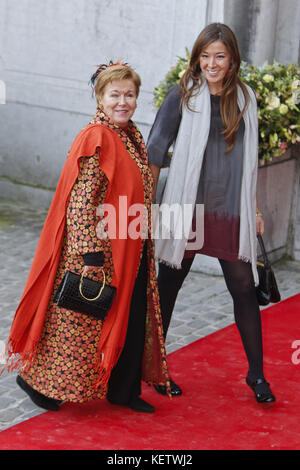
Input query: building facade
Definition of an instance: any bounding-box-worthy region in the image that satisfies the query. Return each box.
[0,0,224,205]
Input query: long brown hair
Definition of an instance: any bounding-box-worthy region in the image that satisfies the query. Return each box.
[180,23,249,153]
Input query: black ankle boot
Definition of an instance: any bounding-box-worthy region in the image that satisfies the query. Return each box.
[16,376,61,411]
[246,376,276,403]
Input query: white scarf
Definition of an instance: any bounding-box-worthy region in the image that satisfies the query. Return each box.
[155,79,259,286]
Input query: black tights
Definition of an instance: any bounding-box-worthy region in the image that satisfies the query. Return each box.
[158,256,264,380]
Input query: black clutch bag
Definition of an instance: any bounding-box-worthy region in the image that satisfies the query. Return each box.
[54,268,116,321]
[256,234,281,306]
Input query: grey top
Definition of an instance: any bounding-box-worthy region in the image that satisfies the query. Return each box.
[147,85,182,168]
[147,84,245,261]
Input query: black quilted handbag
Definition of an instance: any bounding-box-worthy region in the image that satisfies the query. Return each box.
[256,234,281,306]
[54,268,116,320]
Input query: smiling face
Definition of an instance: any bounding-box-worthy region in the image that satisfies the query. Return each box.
[100,79,137,128]
[199,40,231,95]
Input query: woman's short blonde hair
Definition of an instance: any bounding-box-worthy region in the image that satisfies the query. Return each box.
[94,65,141,104]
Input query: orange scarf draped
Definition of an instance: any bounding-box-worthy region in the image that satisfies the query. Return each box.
[3,120,153,393]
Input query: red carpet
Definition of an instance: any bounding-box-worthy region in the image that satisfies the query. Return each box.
[0,294,300,450]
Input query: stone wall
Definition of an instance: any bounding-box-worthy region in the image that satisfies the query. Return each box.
[0,0,223,204]
[224,0,300,65]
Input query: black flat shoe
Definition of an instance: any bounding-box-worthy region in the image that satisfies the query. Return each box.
[129,397,155,413]
[246,376,276,403]
[107,396,155,413]
[16,375,61,411]
[153,378,182,396]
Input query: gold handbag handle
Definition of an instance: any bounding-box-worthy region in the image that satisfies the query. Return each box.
[79,268,106,301]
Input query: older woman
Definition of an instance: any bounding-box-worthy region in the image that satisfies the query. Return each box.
[4,63,170,413]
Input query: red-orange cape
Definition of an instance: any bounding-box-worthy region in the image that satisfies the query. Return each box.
[5,124,146,391]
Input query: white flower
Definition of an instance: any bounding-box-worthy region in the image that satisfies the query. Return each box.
[266,95,280,110]
[279,104,289,115]
[293,91,300,105]
[263,74,274,83]
[286,93,300,107]
[291,79,300,90]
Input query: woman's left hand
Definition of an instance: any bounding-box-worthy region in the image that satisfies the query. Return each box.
[83,265,103,274]
[256,215,264,235]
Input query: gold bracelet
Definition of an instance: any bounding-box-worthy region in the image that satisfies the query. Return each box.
[256,210,262,217]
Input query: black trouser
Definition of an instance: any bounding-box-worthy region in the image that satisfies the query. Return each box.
[107,245,148,404]
[158,256,264,380]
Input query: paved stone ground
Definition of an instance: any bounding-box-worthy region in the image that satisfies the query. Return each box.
[0,197,300,432]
